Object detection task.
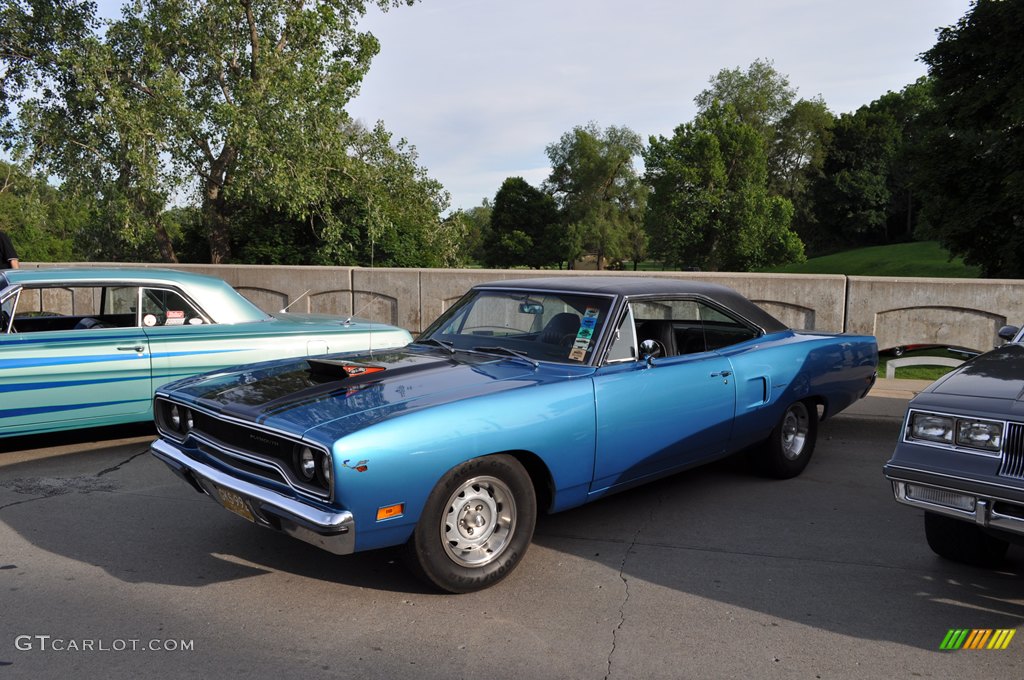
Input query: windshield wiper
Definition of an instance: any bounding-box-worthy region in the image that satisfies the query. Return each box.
[471,345,539,368]
[414,338,455,354]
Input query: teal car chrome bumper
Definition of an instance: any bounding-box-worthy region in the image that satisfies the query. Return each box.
[151,438,356,555]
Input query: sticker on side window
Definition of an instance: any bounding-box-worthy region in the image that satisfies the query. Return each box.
[165,310,186,326]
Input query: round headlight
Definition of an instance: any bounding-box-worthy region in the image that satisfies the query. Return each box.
[298,447,316,481]
[184,408,194,432]
[170,404,181,430]
[320,454,332,486]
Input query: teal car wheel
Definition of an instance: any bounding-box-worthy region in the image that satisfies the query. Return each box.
[407,455,536,593]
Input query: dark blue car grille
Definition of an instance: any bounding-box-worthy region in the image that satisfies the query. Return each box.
[1000,423,1024,479]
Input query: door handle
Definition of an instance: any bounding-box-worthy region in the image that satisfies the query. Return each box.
[117,345,146,353]
[710,370,732,378]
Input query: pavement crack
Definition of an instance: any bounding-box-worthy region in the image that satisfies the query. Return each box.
[605,497,660,680]
[96,446,150,477]
[0,495,50,511]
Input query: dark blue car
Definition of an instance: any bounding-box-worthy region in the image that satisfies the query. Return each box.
[884,324,1024,567]
[151,276,878,592]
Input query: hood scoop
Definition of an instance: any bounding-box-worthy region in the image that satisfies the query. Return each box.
[307,358,386,380]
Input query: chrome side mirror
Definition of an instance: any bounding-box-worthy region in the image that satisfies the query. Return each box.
[639,339,662,366]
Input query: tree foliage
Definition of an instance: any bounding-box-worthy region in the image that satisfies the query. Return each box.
[544,122,646,268]
[915,0,1024,277]
[1,0,451,266]
[483,177,559,269]
[644,103,804,271]
[0,161,79,261]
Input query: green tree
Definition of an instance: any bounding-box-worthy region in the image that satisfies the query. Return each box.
[696,59,835,241]
[643,103,804,271]
[458,199,493,265]
[0,161,80,261]
[809,80,932,253]
[915,0,1024,277]
[2,0,415,264]
[484,177,559,269]
[544,122,646,269]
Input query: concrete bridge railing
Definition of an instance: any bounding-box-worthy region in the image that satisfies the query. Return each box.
[21,263,1024,353]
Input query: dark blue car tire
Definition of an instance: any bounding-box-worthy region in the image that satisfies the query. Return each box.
[405,454,537,593]
[924,512,1008,567]
[757,400,818,479]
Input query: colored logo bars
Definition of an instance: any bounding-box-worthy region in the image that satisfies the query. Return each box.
[940,629,1016,651]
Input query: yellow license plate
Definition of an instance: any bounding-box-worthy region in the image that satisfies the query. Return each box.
[217,486,254,522]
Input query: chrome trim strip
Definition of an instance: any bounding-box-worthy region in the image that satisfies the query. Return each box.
[151,438,355,555]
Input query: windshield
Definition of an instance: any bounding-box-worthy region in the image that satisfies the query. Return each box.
[418,289,615,364]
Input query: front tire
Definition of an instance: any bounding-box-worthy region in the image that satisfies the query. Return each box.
[405,455,536,593]
[755,400,818,479]
[924,511,1008,567]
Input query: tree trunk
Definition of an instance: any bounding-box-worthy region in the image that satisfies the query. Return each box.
[204,148,237,264]
[153,218,179,263]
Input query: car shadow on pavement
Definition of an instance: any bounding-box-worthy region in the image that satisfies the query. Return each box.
[531,435,1024,653]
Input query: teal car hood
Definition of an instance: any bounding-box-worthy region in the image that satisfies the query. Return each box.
[161,348,585,440]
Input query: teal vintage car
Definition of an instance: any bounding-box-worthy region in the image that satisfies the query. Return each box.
[0,267,411,438]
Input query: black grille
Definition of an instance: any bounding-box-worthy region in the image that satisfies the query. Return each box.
[999,422,1024,479]
[193,411,293,463]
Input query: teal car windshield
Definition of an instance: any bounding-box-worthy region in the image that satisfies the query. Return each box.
[419,289,614,364]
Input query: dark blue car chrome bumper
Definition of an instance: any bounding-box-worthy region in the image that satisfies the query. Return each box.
[151,438,356,555]
[885,463,1024,538]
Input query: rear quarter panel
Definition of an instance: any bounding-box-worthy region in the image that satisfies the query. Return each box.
[722,330,877,450]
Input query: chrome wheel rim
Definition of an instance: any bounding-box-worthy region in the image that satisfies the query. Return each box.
[441,475,516,568]
[780,402,810,461]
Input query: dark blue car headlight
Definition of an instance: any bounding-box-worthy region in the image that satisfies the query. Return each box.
[956,419,1002,452]
[907,411,1002,454]
[909,413,954,444]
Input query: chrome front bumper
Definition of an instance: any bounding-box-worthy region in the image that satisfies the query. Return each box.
[151,438,356,555]
[886,471,1024,538]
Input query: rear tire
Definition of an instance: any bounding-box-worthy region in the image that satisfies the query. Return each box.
[405,454,536,593]
[755,400,818,479]
[923,511,1008,567]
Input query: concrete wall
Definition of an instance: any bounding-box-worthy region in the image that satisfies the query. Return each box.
[21,263,1022,352]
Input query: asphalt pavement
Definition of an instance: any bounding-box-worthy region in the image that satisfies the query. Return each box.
[0,381,1021,679]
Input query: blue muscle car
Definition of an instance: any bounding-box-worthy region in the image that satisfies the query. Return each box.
[0,267,411,438]
[884,324,1024,566]
[150,277,878,592]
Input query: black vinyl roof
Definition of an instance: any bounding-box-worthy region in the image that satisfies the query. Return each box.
[476,276,788,333]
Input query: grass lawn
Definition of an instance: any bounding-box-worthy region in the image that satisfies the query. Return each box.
[877,347,971,381]
[760,241,980,277]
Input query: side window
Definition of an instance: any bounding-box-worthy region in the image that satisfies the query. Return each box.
[140,288,205,327]
[632,299,759,357]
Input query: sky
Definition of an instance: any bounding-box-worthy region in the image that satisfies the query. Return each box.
[95,0,974,212]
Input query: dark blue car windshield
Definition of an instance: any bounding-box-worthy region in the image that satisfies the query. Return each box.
[418,289,615,365]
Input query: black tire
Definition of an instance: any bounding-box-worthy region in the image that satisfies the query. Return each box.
[755,400,818,479]
[924,511,1008,567]
[405,454,536,593]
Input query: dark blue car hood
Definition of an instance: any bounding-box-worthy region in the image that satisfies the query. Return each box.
[924,344,1024,401]
[160,348,587,440]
